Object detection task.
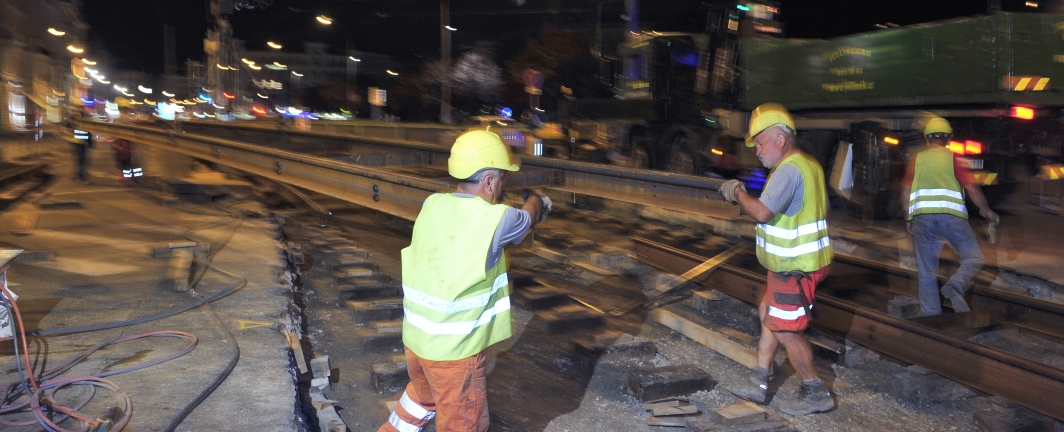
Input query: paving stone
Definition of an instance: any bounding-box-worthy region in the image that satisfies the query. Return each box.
[887,296,921,318]
[537,304,604,334]
[623,365,716,402]
[710,401,768,426]
[347,298,404,324]
[372,360,410,394]
[887,368,978,405]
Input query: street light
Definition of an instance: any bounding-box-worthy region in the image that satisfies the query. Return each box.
[81,58,96,65]
[316,15,333,25]
[67,45,84,54]
[138,85,152,94]
[267,41,282,49]
[349,56,361,62]
[386,70,399,76]
[444,26,457,31]
[48,28,66,36]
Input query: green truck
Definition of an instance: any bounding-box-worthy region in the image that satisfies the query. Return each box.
[563,6,1064,217]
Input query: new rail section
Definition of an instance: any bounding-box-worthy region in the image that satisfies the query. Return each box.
[76,119,1064,422]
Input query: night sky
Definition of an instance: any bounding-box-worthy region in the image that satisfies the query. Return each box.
[79,0,1023,75]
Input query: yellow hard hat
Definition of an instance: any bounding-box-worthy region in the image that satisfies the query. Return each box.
[448,130,521,179]
[745,103,795,147]
[923,117,952,135]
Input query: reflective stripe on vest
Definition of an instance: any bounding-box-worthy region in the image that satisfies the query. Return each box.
[768,304,809,321]
[403,273,508,314]
[755,235,831,258]
[404,296,511,335]
[74,130,89,140]
[754,152,832,273]
[908,146,968,220]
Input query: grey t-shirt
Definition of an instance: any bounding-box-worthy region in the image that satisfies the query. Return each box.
[758,164,805,217]
[451,193,533,270]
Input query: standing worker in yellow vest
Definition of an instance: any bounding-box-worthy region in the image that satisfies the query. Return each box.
[378,130,550,432]
[901,116,998,316]
[62,117,92,183]
[719,103,834,415]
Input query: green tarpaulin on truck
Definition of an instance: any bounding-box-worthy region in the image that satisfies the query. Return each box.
[741,13,1064,110]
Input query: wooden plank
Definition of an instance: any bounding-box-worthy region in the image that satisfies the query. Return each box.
[650,308,758,369]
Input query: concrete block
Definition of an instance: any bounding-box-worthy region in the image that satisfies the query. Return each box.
[537,304,604,334]
[310,356,331,380]
[343,283,401,300]
[710,401,768,426]
[512,284,568,310]
[688,290,725,312]
[887,369,977,405]
[372,361,410,394]
[623,365,716,402]
[339,273,392,286]
[347,298,404,324]
[357,327,404,351]
[887,296,921,318]
[330,260,378,272]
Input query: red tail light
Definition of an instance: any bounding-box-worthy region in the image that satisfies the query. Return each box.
[947,141,965,154]
[1010,106,1035,120]
[964,140,983,155]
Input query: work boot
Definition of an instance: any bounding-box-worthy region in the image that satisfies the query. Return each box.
[727,366,772,403]
[941,284,970,313]
[779,378,834,415]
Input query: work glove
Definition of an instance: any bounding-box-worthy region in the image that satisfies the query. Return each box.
[536,193,552,223]
[525,191,552,223]
[979,210,1000,225]
[719,179,746,203]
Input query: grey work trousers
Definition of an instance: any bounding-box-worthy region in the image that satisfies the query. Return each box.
[912,213,985,316]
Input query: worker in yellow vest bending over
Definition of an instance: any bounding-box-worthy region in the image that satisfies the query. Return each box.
[378,130,550,432]
[719,103,834,415]
[901,116,998,316]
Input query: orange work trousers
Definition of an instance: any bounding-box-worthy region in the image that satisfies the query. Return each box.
[378,346,489,432]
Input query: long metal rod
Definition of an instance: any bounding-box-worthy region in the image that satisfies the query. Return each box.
[80,121,739,219]
[632,237,1064,422]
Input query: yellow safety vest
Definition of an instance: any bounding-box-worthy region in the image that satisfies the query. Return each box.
[755,152,833,273]
[907,146,968,220]
[401,193,513,361]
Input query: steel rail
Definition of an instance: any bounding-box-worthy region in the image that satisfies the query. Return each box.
[80,121,451,221]
[79,121,739,219]
[632,237,1064,422]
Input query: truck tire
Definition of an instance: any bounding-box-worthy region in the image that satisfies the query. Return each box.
[628,136,651,170]
[666,134,701,175]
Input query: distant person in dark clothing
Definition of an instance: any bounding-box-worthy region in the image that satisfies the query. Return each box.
[63,118,92,183]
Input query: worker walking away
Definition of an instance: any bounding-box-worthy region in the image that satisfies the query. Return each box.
[901,116,998,316]
[378,130,551,432]
[62,117,92,183]
[719,103,834,415]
